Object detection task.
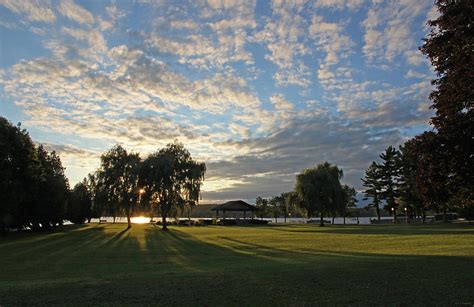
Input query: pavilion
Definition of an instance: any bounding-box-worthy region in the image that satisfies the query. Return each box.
[211,200,256,219]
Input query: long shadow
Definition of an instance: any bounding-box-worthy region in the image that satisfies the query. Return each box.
[3,225,108,258]
[255,223,474,236]
[1,224,473,306]
[0,224,90,248]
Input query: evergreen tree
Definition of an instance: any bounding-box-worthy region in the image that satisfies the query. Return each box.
[362,162,383,221]
[378,146,400,223]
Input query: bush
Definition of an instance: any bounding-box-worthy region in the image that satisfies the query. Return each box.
[199,219,213,225]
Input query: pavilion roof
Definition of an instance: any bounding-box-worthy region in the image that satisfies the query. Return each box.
[211,200,256,212]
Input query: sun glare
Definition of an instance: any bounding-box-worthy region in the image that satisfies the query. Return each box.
[131,216,149,224]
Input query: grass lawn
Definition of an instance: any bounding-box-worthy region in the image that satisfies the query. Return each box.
[1,223,473,306]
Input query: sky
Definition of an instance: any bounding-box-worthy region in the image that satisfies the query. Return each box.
[0,0,438,204]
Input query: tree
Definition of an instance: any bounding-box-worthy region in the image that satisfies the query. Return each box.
[409,132,451,221]
[87,171,108,222]
[420,0,473,213]
[341,185,357,225]
[280,192,300,223]
[67,179,92,224]
[362,162,383,221]
[97,145,141,228]
[295,162,344,226]
[33,145,69,229]
[255,197,269,219]
[269,195,283,223]
[378,146,400,223]
[0,117,69,231]
[140,142,205,231]
[0,117,38,232]
[398,140,426,218]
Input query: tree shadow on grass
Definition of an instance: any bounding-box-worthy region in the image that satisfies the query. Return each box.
[1,224,473,306]
[255,223,474,236]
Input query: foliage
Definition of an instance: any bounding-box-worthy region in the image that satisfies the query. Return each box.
[420,0,473,215]
[295,162,344,226]
[96,145,141,228]
[255,196,269,219]
[378,146,400,221]
[268,195,283,222]
[341,185,357,217]
[399,138,430,217]
[139,142,205,230]
[0,117,69,231]
[362,162,382,221]
[67,180,93,224]
[33,145,69,229]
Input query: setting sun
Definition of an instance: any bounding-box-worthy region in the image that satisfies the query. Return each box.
[131,216,149,224]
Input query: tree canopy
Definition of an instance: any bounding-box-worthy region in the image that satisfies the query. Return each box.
[295,162,344,226]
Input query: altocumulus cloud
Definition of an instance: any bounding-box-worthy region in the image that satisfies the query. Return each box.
[0,0,435,202]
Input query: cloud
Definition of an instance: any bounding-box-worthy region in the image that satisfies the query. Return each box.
[314,0,364,10]
[309,14,353,66]
[0,0,55,23]
[270,93,294,111]
[362,0,433,65]
[202,113,407,201]
[58,0,94,25]
[0,0,436,200]
[252,1,310,87]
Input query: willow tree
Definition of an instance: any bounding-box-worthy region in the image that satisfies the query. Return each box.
[140,143,205,231]
[97,145,141,228]
[295,162,343,226]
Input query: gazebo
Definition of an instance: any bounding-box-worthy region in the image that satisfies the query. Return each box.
[211,200,256,220]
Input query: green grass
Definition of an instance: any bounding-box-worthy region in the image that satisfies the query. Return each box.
[1,223,473,306]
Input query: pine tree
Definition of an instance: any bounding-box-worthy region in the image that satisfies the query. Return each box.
[362,162,383,222]
[378,146,400,223]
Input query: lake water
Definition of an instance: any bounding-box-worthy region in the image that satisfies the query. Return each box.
[90,216,397,225]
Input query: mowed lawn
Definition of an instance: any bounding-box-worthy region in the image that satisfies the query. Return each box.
[1,223,473,306]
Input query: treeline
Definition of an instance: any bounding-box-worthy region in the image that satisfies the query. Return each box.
[363,0,473,222]
[0,117,69,232]
[0,117,205,232]
[362,138,473,222]
[79,143,206,230]
[256,162,358,226]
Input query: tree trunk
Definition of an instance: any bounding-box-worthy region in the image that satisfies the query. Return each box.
[87,217,92,223]
[393,209,397,224]
[284,213,286,223]
[161,214,168,231]
[376,206,381,222]
[343,216,346,225]
[319,211,324,227]
[443,208,448,223]
[113,216,116,224]
[127,214,132,229]
[332,215,335,225]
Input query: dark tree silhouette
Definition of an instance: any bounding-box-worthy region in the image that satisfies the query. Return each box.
[362,162,383,222]
[420,0,473,209]
[97,145,141,228]
[378,146,400,223]
[67,179,93,224]
[0,117,69,232]
[140,142,205,231]
[295,162,344,226]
